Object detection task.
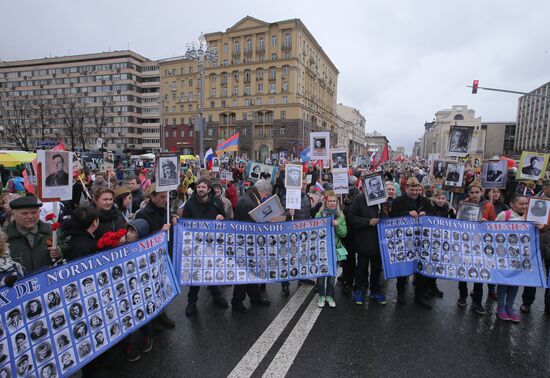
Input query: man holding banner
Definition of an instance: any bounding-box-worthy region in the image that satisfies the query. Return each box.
[180,178,228,317]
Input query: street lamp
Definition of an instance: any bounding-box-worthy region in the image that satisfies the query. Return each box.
[184,33,218,157]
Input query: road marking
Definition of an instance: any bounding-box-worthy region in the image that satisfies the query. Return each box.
[227,285,312,378]
[261,295,322,378]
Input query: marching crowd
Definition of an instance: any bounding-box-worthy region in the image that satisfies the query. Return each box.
[0,156,549,377]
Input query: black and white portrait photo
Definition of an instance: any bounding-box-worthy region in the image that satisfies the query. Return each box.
[430,160,446,184]
[526,198,550,225]
[457,202,481,221]
[38,150,74,200]
[331,148,348,171]
[517,152,548,181]
[285,164,303,189]
[363,173,387,206]
[447,126,473,156]
[156,154,179,190]
[444,162,465,188]
[481,160,507,189]
[310,131,330,160]
[245,161,277,184]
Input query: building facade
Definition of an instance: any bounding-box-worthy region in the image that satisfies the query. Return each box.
[481,122,516,159]
[159,16,339,160]
[514,81,550,154]
[335,103,366,156]
[417,105,484,159]
[0,51,159,154]
[365,131,389,156]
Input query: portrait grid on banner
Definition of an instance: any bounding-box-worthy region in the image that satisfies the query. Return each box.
[310,132,330,161]
[174,219,337,286]
[362,172,387,206]
[480,160,508,189]
[0,232,178,378]
[285,188,302,210]
[37,150,74,201]
[155,153,179,192]
[526,197,550,225]
[429,159,447,185]
[443,162,465,188]
[377,216,546,288]
[516,151,550,181]
[330,148,348,173]
[447,126,473,157]
[332,172,349,195]
[244,161,277,185]
[285,164,303,189]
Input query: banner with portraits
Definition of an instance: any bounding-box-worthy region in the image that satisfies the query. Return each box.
[0,232,179,378]
[173,218,337,286]
[378,216,547,287]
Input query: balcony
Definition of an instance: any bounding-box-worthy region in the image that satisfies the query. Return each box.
[282,43,292,51]
[244,49,253,57]
[256,47,265,54]
[232,51,241,58]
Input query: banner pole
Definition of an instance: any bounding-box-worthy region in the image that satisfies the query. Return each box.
[166,194,171,242]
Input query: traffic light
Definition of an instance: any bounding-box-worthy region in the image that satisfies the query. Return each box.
[472,80,479,94]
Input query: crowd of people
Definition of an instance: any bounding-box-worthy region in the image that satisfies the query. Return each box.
[0,154,548,377]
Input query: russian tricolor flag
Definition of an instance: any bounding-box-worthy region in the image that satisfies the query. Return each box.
[216,132,239,156]
[205,148,214,170]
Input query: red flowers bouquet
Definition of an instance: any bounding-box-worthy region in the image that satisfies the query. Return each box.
[97,229,127,250]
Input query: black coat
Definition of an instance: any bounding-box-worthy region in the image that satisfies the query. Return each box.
[135,202,167,234]
[347,192,383,256]
[234,188,262,222]
[390,194,432,217]
[131,189,144,214]
[66,229,97,261]
[94,207,127,238]
[181,192,226,220]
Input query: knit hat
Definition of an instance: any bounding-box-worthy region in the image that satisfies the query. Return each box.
[127,219,150,239]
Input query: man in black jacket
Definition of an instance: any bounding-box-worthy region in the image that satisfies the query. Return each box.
[180,178,228,316]
[65,207,99,261]
[128,177,144,214]
[231,179,273,313]
[390,177,433,309]
[135,185,176,329]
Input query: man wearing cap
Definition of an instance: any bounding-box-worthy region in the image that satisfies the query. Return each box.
[6,197,61,275]
[180,178,228,316]
[390,177,433,309]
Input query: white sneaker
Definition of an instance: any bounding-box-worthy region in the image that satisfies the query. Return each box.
[317,296,325,308]
[326,296,336,308]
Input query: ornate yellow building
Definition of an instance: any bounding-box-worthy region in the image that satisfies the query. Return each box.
[159,16,338,160]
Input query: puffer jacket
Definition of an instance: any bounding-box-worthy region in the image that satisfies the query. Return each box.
[347,192,382,256]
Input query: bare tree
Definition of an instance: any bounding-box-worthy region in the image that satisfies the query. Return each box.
[0,98,34,150]
[32,100,53,142]
[61,96,88,151]
[91,99,113,150]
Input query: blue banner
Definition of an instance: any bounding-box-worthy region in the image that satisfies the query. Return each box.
[0,232,179,378]
[378,216,547,287]
[173,218,337,286]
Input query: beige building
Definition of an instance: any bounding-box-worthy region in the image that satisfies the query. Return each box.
[365,131,389,156]
[0,51,159,154]
[159,16,339,160]
[482,122,516,159]
[515,81,550,154]
[418,105,485,159]
[335,103,366,156]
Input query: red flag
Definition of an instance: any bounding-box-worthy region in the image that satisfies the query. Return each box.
[371,144,389,170]
[51,143,66,151]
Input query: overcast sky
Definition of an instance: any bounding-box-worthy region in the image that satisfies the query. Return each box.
[2,0,549,153]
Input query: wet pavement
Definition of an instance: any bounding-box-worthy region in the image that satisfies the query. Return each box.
[107,278,550,377]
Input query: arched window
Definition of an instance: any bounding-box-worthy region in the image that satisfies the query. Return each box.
[454,114,464,121]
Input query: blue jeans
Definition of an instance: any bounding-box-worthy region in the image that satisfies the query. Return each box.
[497,285,519,309]
[316,276,335,297]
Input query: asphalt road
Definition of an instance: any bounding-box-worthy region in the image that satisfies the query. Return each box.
[103,278,549,378]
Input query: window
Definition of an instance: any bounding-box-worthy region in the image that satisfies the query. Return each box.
[208,129,213,137]
[269,83,276,93]
[189,117,194,125]
[242,112,248,120]
[211,88,216,96]
[172,131,177,137]
[269,96,275,105]
[282,96,288,104]
[244,99,252,106]
[282,82,289,92]
[223,43,228,53]
[245,85,251,96]
[257,83,264,92]
[269,67,276,80]
[271,53,277,60]
[222,87,228,97]
[257,69,263,80]
[188,92,194,101]
[271,35,277,46]
[234,41,240,53]
[281,111,286,119]
[190,130,194,137]
[280,127,285,135]
[246,39,252,52]
[232,87,239,96]
[283,65,290,75]
[180,130,185,137]
[232,99,238,107]
[221,100,226,108]
[284,33,291,47]
[256,98,262,105]
[189,79,193,86]
[210,100,215,108]
[258,37,264,51]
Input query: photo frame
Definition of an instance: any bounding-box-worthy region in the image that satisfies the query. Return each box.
[447,126,473,157]
[330,148,348,172]
[526,197,550,225]
[332,172,349,195]
[155,153,179,191]
[248,195,285,223]
[285,164,303,189]
[444,162,465,188]
[516,151,549,181]
[310,131,330,161]
[212,157,221,172]
[244,161,277,185]
[457,202,482,221]
[429,159,447,185]
[481,160,508,189]
[362,172,387,206]
[355,156,369,168]
[102,152,114,171]
[37,150,74,201]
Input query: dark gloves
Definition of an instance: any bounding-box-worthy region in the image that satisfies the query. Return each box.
[3,275,17,287]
